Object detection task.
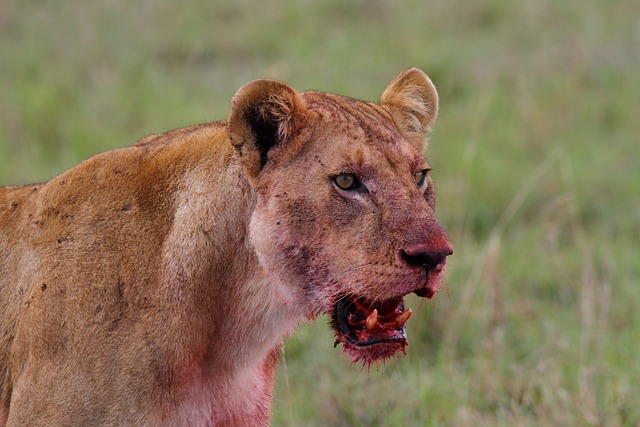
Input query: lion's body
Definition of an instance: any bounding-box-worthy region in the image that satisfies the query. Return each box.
[0,69,452,426]
[1,124,293,425]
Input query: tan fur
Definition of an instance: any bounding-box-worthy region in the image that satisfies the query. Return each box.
[0,68,452,426]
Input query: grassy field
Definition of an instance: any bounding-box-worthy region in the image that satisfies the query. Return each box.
[2,0,638,425]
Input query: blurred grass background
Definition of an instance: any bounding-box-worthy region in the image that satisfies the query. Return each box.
[1,0,638,425]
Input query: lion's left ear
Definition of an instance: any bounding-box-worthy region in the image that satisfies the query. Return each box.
[380,68,439,150]
[228,79,309,182]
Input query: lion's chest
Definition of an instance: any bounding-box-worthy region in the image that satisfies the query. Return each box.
[154,356,276,426]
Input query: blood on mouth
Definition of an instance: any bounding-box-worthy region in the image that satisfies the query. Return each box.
[331,293,416,364]
[333,295,412,343]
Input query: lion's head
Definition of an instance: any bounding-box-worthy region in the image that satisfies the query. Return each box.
[228,68,452,365]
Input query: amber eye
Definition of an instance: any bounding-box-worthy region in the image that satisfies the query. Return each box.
[333,173,358,191]
[414,170,428,187]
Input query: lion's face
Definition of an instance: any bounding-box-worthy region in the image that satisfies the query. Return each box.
[229,69,452,364]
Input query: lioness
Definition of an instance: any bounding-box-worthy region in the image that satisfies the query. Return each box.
[0,68,452,426]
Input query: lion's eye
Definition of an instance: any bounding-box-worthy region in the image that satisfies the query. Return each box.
[333,173,359,191]
[414,170,428,187]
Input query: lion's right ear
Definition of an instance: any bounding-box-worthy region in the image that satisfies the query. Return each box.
[228,79,308,181]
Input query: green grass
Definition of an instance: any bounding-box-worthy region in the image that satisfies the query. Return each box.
[2,0,638,425]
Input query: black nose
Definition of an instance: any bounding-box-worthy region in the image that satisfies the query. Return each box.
[399,249,453,272]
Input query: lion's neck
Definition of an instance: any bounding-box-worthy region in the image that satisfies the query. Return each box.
[158,159,302,381]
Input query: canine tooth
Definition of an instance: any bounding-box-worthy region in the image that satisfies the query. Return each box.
[365,309,378,330]
[395,308,413,326]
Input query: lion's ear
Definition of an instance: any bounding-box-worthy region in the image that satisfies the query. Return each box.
[380,68,439,150]
[228,79,308,180]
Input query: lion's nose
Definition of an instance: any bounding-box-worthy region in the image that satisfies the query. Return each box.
[399,248,453,272]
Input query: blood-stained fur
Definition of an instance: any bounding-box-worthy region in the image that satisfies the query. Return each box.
[0,68,452,426]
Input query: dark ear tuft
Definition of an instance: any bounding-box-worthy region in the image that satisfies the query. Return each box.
[380,68,439,150]
[229,80,307,180]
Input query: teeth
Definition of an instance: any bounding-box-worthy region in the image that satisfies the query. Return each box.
[395,308,413,327]
[365,309,378,330]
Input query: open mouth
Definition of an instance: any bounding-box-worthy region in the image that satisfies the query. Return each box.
[331,294,414,365]
[329,254,450,365]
